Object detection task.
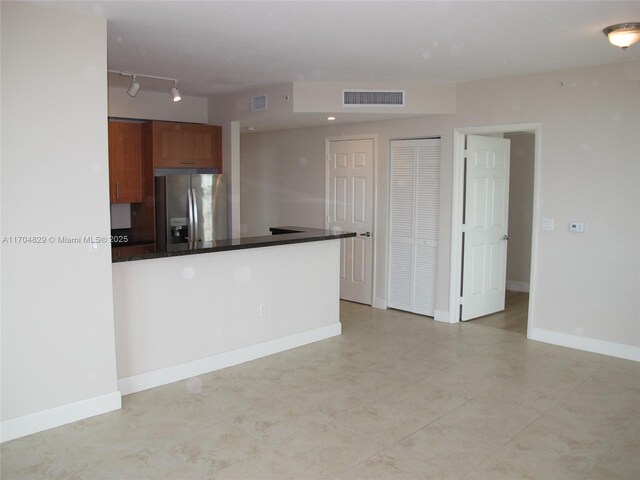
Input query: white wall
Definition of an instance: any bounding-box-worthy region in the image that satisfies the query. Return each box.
[239,61,640,356]
[108,86,208,123]
[110,204,132,229]
[293,81,456,114]
[221,83,294,131]
[455,63,640,353]
[241,128,326,236]
[1,2,120,440]
[505,132,535,289]
[208,94,227,126]
[113,240,341,393]
[212,85,293,236]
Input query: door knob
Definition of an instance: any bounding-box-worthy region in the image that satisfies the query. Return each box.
[503,234,510,240]
[360,232,371,237]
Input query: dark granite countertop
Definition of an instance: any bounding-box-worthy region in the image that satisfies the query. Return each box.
[110,229,155,247]
[112,226,355,263]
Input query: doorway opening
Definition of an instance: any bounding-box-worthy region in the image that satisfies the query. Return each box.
[449,124,540,338]
[467,290,529,334]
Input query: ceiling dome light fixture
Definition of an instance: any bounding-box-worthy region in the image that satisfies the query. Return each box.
[127,75,140,97]
[171,81,181,102]
[108,70,182,102]
[603,22,640,50]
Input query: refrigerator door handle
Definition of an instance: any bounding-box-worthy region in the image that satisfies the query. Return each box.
[191,188,199,242]
[187,187,194,244]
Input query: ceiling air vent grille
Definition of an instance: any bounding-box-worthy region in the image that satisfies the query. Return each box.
[343,90,405,107]
[251,95,267,111]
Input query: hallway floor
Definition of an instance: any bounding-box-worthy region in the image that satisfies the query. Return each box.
[2,301,639,479]
[467,290,529,334]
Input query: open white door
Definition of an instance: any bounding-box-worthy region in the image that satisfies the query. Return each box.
[461,135,510,320]
[326,137,374,305]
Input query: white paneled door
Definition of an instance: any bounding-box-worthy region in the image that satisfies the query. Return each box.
[461,135,511,320]
[388,138,441,316]
[326,138,374,305]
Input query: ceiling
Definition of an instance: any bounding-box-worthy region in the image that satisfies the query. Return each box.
[45,1,639,95]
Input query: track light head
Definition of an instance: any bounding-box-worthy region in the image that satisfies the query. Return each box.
[127,75,140,97]
[171,82,181,102]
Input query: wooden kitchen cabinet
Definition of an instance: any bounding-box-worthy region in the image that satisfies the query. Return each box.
[151,121,222,170]
[108,121,143,203]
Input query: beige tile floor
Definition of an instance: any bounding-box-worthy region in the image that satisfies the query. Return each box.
[2,300,639,479]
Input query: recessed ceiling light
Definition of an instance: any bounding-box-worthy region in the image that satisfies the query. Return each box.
[327,116,336,121]
[246,126,256,132]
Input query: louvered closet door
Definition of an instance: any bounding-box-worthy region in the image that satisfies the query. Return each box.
[388,138,440,316]
[388,143,416,312]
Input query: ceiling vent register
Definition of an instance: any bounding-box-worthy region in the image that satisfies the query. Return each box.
[343,90,405,107]
[251,95,268,111]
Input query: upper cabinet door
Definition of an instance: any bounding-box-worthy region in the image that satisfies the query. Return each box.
[151,121,222,171]
[108,121,143,204]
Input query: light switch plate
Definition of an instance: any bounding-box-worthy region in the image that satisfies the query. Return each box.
[542,218,555,231]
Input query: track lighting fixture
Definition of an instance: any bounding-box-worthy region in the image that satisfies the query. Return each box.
[108,70,182,102]
[171,81,181,102]
[127,75,140,97]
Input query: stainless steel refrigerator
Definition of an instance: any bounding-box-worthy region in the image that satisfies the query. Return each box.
[155,174,227,250]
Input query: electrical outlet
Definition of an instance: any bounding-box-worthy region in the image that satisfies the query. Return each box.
[542,218,555,231]
[259,304,267,317]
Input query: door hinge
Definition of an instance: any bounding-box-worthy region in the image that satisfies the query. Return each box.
[463,149,470,159]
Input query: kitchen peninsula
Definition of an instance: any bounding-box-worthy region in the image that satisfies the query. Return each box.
[112,226,352,262]
[111,227,354,395]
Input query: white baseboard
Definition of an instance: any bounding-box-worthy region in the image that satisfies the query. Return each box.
[434,309,451,323]
[506,281,530,293]
[372,297,387,310]
[1,391,121,443]
[528,327,640,362]
[118,323,342,396]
